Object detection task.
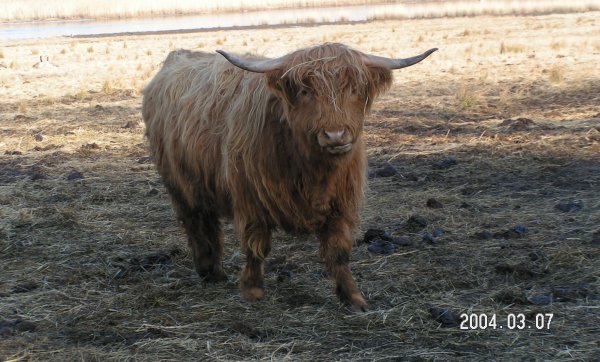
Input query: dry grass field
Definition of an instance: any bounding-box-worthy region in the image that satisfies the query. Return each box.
[1,10,600,361]
[2,0,600,22]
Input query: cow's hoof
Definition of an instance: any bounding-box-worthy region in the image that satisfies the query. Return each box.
[348,302,369,313]
[198,269,228,283]
[344,293,368,313]
[241,287,264,301]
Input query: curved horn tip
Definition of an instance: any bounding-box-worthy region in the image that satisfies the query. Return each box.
[215,49,285,73]
[215,49,229,59]
[216,49,240,62]
[215,50,251,71]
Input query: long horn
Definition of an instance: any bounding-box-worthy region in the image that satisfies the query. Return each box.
[216,50,286,73]
[363,48,438,69]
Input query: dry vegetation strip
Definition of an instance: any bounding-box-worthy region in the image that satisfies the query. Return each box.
[1,0,600,22]
[2,0,388,22]
[1,10,599,361]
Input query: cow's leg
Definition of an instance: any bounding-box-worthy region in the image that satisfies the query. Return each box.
[167,186,227,282]
[179,209,227,283]
[319,218,367,312]
[239,223,271,301]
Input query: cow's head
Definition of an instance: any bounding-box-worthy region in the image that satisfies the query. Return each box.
[218,43,437,158]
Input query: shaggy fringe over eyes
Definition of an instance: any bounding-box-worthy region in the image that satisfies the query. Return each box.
[268,43,393,111]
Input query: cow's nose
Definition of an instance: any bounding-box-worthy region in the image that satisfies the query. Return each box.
[322,128,346,144]
[317,128,352,153]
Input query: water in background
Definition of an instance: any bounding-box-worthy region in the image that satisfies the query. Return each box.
[1,4,414,40]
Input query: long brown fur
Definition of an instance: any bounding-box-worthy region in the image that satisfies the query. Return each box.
[142,43,393,310]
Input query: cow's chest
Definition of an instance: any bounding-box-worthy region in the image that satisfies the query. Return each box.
[264,177,337,234]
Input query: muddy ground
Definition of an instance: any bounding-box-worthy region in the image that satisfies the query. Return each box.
[1,11,599,361]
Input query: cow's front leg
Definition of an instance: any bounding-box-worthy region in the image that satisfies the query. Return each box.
[319,218,367,312]
[239,223,272,301]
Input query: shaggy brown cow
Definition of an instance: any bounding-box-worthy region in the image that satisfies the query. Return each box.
[142,43,436,311]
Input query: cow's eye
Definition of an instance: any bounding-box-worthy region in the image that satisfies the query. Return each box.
[350,85,362,96]
[297,88,312,100]
[350,86,363,100]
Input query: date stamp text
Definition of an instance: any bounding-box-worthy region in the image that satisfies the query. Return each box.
[459,313,554,330]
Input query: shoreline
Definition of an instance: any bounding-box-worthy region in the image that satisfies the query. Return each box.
[63,7,597,40]
[69,20,367,39]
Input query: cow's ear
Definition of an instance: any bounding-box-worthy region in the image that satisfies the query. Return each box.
[366,67,393,103]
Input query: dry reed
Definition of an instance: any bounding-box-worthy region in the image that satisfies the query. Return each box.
[2,0,599,22]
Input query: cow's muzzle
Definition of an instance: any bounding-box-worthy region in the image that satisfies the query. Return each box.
[318,128,353,155]
[327,143,353,154]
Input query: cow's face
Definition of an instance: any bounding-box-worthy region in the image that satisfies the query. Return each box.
[265,47,393,158]
[217,43,437,158]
